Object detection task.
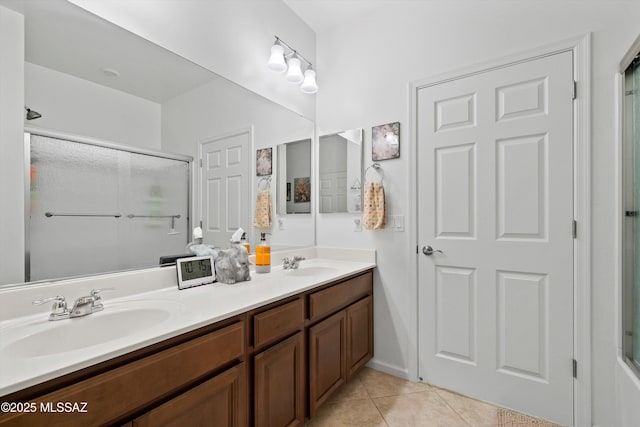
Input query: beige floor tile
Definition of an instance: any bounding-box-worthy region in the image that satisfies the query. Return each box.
[373,390,470,427]
[307,398,388,427]
[359,367,431,398]
[434,388,500,426]
[435,389,562,427]
[329,378,370,403]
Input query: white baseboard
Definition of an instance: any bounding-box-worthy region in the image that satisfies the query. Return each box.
[366,358,411,381]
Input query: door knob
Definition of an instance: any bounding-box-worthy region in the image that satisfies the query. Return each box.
[422,245,443,256]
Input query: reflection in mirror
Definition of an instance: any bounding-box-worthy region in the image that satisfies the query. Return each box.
[0,0,314,287]
[318,129,363,213]
[277,139,312,214]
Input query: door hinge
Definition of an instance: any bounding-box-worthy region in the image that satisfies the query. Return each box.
[199,159,203,168]
[572,81,577,100]
[572,220,577,239]
[573,359,577,379]
[199,220,203,228]
[416,245,419,254]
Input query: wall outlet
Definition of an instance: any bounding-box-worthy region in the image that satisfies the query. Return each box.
[389,215,405,232]
[353,218,362,232]
[278,218,285,230]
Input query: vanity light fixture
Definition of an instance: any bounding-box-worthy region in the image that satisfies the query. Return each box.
[267,36,317,94]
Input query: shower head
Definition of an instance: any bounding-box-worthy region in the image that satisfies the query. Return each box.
[24,106,42,120]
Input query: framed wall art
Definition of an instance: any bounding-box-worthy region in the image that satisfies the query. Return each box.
[372,121,400,161]
[294,177,310,203]
[256,148,272,176]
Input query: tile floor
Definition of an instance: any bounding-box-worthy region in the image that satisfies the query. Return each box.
[307,368,563,427]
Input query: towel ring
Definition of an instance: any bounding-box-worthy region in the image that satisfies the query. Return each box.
[364,163,384,183]
[258,176,271,191]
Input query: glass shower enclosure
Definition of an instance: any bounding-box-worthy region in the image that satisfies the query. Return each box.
[26,132,191,282]
[624,56,640,375]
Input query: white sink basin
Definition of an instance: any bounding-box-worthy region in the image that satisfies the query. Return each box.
[2,300,183,358]
[283,266,340,276]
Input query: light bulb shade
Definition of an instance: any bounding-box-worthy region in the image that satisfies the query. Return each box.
[300,69,318,94]
[286,57,304,83]
[267,44,287,72]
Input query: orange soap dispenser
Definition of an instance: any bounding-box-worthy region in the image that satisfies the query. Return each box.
[255,232,271,273]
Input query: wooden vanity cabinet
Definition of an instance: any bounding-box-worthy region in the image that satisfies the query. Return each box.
[0,269,373,427]
[308,271,374,416]
[0,320,247,427]
[252,270,373,422]
[254,332,304,427]
[252,298,305,427]
[309,311,347,416]
[346,295,374,378]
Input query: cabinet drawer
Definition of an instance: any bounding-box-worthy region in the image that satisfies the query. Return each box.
[0,321,245,427]
[254,299,304,348]
[309,271,372,322]
[133,363,246,427]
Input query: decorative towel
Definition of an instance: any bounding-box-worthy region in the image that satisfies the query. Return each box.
[363,182,386,230]
[253,190,272,229]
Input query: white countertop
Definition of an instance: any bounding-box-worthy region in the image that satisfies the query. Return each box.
[0,248,375,397]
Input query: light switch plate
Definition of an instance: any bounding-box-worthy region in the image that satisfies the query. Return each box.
[389,215,405,232]
[353,218,362,232]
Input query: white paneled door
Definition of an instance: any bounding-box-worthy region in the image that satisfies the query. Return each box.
[417,51,574,425]
[200,129,251,248]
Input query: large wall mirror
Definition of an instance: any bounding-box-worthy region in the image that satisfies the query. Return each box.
[318,129,363,213]
[0,0,315,287]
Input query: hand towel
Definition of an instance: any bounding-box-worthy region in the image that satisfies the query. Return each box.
[363,182,386,230]
[253,190,272,229]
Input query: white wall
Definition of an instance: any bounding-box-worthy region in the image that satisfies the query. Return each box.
[314,1,640,425]
[25,62,161,148]
[161,76,315,249]
[68,0,316,120]
[0,5,24,284]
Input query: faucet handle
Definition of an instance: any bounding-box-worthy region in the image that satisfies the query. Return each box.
[32,295,66,306]
[32,296,69,320]
[293,256,306,261]
[90,288,115,300]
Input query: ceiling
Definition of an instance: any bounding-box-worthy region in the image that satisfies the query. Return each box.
[283,0,409,33]
[0,0,216,104]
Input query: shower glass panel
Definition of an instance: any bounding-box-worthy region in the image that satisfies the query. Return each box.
[28,134,190,282]
[624,58,640,375]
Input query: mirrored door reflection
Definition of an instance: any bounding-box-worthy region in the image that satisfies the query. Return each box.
[318,129,363,213]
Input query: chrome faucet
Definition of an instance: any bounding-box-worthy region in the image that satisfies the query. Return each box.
[33,288,114,321]
[282,256,305,269]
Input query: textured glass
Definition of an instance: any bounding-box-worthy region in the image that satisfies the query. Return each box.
[29,135,189,281]
[121,153,189,268]
[30,136,120,280]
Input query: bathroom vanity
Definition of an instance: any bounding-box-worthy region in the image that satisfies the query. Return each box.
[0,249,375,426]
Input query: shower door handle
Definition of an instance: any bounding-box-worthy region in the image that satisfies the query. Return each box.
[422,245,443,256]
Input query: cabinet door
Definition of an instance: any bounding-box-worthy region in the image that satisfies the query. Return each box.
[346,296,373,378]
[254,332,304,427]
[308,311,347,416]
[133,364,246,427]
